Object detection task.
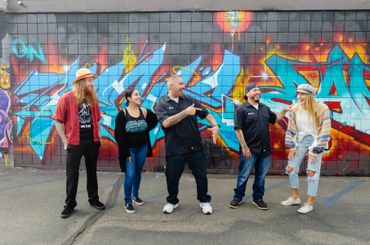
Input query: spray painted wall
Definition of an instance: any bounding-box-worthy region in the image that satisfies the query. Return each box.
[0,12,12,155]
[0,65,11,154]
[7,11,370,174]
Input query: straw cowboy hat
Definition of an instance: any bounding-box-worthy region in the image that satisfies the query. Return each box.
[72,68,97,83]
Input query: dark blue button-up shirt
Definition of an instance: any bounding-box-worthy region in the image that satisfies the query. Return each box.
[155,94,209,156]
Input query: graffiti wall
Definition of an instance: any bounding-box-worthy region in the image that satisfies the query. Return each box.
[8,12,370,174]
[0,65,11,154]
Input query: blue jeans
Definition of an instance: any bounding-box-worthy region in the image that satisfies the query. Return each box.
[233,153,271,202]
[286,135,323,197]
[124,144,148,205]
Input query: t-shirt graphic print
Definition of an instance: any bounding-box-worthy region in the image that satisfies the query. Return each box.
[78,103,93,141]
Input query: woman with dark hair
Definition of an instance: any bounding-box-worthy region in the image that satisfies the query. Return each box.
[114,89,158,214]
[281,84,331,214]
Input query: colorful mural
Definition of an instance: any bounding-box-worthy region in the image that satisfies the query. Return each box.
[0,65,12,154]
[8,11,370,174]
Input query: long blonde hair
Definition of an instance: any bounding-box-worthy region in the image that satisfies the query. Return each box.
[73,78,98,106]
[305,94,320,129]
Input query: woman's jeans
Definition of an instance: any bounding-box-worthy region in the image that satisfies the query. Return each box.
[286,135,323,197]
[124,144,148,204]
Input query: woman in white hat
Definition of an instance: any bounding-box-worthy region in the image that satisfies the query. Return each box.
[281,84,331,214]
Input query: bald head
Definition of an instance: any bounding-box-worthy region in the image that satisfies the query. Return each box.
[167,74,181,85]
[167,74,185,98]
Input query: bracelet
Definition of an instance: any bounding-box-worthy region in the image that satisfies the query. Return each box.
[210,124,220,128]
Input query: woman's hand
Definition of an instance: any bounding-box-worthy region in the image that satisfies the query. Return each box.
[308,153,317,163]
[287,148,296,160]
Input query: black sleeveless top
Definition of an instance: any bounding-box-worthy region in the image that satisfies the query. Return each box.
[124,109,148,148]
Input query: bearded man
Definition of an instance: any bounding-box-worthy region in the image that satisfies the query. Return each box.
[229,83,290,210]
[53,67,106,219]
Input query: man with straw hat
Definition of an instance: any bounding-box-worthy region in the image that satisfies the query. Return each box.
[53,67,106,219]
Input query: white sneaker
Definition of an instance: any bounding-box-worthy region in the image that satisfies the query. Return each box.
[281,197,302,206]
[297,203,313,214]
[200,202,213,215]
[162,203,178,214]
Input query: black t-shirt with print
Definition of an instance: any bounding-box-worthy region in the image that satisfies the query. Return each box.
[78,103,94,143]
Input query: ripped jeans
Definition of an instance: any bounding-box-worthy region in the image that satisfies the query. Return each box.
[286,135,323,197]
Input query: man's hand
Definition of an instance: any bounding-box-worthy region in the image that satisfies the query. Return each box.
[282,104,293,114]
[162,103,202,128]
[207,125,219,144]
[63,141,68,150]
[277,104,293,122]
[184,103,202,116]
[242,147,251,159]
[287,148,296,160]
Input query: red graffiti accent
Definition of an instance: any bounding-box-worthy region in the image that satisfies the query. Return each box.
[95,46,108,73]
[331,120,370,146]
[42,42,66,74]
[364,70,370,80]
[214,12,253,35]
[329,83,338,95]
[10,54,41,85]
[211,43,223,71]
[324,101,342,113]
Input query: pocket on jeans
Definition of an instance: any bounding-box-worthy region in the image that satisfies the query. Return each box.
[297,135,314,146]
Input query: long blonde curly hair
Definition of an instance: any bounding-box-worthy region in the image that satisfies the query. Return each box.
[72,78,98,106]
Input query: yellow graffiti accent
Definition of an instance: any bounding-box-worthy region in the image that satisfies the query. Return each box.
[232,67,247,103]
[84,63,92,68]
[172,66,201,79]
[0,65,10,90]
[122,38,138,73]
[341,43,367,62]
[26,133,55,145]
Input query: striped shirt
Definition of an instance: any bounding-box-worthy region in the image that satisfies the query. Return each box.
[285,102,331,155]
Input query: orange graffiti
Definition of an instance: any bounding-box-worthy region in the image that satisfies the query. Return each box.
[0,65,10,90]
[215,11,253,50]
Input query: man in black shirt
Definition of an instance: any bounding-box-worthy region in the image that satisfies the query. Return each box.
[229,83,290,210]
[156,75,219,215]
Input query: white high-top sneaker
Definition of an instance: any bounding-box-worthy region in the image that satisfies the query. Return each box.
[200,202,213,215]
[162,203,178,214]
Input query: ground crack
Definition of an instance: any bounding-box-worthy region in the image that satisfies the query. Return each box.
[62,175,122,245]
